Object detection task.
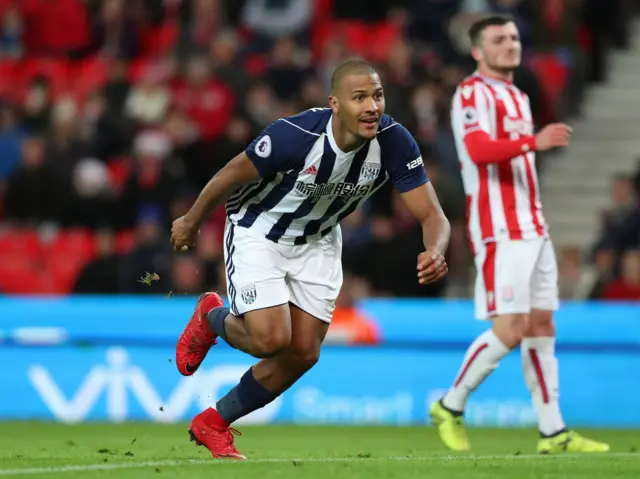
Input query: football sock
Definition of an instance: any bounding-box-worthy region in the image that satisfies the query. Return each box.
[207,307,234,347]
[521,337,566,436]
[442,329,511,412]
[216,368,278,425]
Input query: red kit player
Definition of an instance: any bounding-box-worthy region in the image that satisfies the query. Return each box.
[429,15,609,454]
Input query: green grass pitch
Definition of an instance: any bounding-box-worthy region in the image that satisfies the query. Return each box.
[0,423,639,478]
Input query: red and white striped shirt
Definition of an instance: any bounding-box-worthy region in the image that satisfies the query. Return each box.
[451,72,547,255]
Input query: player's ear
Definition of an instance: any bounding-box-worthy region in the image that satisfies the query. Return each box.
[328,95,339,114]
[470,45,483,63]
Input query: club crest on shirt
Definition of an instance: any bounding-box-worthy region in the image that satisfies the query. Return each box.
[502,286,514,302]
[461,85,474,100]
[360,161,381,180]
[241,284,257,304]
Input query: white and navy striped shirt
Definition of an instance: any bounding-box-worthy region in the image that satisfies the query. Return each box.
[225,108,429,245]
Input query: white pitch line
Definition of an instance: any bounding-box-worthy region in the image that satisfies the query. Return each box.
[0,453,638,476]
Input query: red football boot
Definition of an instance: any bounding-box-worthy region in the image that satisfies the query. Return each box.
[176,292,224,376]
[189,408,246,460]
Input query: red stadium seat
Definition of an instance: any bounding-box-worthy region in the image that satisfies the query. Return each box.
[14,58,71,99]
[71,57,111,103]
[0,250,36,274]
[45,252,87,293]
[106,157,133,191]
[115,230,136,254]
[529,53,569,121]
[139,22,179,57]
[365,21,402,63]
[0,269,39,294]
[244,54,268,76]
[0,60,17,98]
[44,228,96,261]
[0,229,41,256]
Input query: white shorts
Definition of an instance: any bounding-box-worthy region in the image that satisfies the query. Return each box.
[474,237,559,320]
[222,221,343,323]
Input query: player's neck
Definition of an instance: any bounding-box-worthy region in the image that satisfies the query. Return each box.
[477,66,513,84]
[331,116,366,153]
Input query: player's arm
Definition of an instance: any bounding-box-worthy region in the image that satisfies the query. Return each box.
[172,122,293,251]
[401,183,450,257]
[454,83,571,164]
[182,152,260,228]
[383,124,450,284]
[183,122,300,230]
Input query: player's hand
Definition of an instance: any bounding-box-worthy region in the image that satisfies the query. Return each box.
[535,123,572,151]
[170,216,199,252]
[417,250,448,284]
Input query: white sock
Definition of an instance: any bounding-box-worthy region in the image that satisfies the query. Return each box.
[442,329,511,412]
[521,337,566,436]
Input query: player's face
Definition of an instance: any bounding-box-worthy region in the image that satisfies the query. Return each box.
[476,22,521,72]
[334,73,385,141]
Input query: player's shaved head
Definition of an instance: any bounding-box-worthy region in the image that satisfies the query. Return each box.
[330,59,378,94]
[328,58,384,147]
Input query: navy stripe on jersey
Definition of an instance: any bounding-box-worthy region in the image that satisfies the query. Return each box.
[225,175,274,216]
[227,184,249,203]
[266,137,336,242]
[238,167,304,228]
[294,142,371,245]
[224,224,238,315]
[316,171,389,239]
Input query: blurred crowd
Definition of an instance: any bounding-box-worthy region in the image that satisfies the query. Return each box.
[559,166,640,301]
[0,0,636,300]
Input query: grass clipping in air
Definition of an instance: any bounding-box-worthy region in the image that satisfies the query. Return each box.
[137,272,160,285]
[138,271,173,299]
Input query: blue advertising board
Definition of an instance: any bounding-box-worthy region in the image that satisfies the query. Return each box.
[0,297,638,427]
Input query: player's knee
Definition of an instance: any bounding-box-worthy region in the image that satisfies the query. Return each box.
[251,331,291,358]
[492,314,527,348]
[527,309,555,336]
[245,306,292,358]
[289,347,320,372]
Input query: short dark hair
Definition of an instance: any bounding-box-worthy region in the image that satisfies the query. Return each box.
[330,59,377,92]
[468,14,515,46]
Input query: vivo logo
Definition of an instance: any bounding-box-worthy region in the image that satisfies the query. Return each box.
[27,347,282,424]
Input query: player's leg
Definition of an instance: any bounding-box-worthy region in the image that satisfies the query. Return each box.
[211,304,329,428]
[186,226,340,459]
[431,241,535,451]
[189,304,329,459]
[176,221,292,376]
[246,227,343,392]
[523,239,609,453]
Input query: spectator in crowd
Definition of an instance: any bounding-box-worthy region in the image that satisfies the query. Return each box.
[0,103,27,188]
[117,205,173,294]
[4,136,62,226]
[0,3,22,58]
[125,66,170,126]
[240,0,313,52]
[592,174,640,257]
[175,0,223,57]
[171,253,204,296]
[602,249,640,301]
[73,228,121,293]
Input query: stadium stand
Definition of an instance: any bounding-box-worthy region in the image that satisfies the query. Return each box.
[0,0,636,299]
